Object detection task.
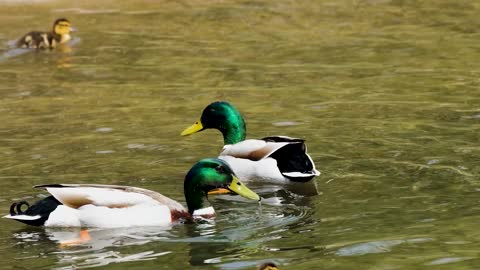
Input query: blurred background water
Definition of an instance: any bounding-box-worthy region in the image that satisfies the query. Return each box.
[0,0,479,269]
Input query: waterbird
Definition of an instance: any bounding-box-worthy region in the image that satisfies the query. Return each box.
[4,158,260,227]
[181,101,320,184]
[258,262,279,270]
[16,18,74,49]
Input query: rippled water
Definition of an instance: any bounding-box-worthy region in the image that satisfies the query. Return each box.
[0,0,479,269]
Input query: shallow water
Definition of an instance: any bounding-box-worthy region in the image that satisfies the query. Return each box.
[0,0,479,269]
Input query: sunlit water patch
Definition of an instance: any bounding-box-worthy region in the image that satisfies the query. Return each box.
[1,0,480,269]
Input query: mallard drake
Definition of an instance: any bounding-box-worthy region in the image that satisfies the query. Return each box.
[3,158,260,227]
[16,18,74,49]
[181,101,320,183]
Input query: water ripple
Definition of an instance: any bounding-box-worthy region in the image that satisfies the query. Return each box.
[334,238,432,256]
[55,250,170,269]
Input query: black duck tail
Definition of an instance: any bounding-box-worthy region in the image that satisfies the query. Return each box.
[267,141,320,182]
[4,196,61,226]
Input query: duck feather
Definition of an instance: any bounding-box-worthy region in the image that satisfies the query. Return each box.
[35,184,186,212]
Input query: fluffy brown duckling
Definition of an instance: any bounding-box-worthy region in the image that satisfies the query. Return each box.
[17,18,74,49]
[258,262,279,270]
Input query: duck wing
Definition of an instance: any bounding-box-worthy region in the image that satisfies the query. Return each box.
[261,135,306,143]
[35,184,186,212]
[220,137,320,182]
[220,139,290,161]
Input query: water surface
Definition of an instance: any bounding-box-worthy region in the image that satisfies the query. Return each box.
[0,0,479,269]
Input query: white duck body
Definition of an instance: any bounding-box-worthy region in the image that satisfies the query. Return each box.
[4,184,189,228]
[4,159,261,229]
[220,155,287,183]
[219,137,320,184]
[45,203,172,228]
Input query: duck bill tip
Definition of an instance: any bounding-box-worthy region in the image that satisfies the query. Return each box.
[228,177,260,201]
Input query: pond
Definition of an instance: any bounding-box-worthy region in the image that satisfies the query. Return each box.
[0,0,479,269]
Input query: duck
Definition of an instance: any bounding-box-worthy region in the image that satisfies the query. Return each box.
[258,262,279,270]
[16,18,74,49]
[3,158,260,227]
[181,101,320,183]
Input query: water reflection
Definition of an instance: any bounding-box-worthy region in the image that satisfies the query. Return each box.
[0,37,80,66]
[249,179,320,197]
[46,227,173,249]
[184,191,314,267]
[55,250,170,269]
[11,227,173,269]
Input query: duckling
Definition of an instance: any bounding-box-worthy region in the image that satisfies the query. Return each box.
[16,18,74,49]
[258,262,279,270]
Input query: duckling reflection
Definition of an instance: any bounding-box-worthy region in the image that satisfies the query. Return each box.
[1,36,79,63]
[17,18,74,50]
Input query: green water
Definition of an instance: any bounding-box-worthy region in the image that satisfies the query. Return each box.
[0,0,479,269]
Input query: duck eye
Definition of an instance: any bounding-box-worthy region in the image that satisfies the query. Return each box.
[215,165,225,173]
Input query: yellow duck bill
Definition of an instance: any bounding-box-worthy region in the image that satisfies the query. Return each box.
[181,119,203,136]
[227,176,261,201]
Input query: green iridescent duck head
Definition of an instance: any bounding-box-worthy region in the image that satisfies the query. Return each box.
[181,101,246,145]
[184,158,260,214]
